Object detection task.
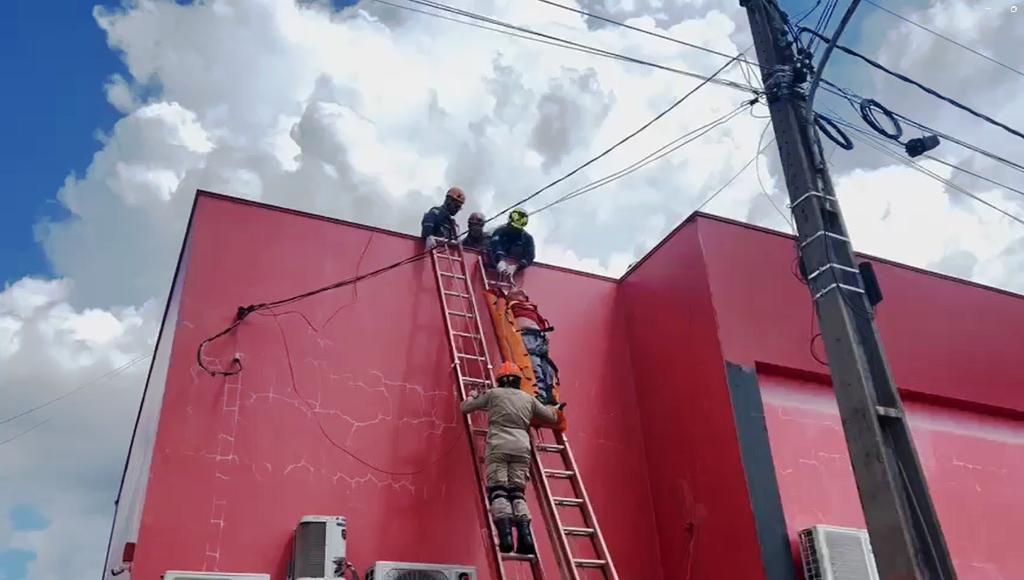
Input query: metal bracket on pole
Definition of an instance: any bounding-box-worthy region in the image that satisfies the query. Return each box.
[806,263,860,282]
[787,190,835,211]
[799,230,850,249]
[812,282,866,302]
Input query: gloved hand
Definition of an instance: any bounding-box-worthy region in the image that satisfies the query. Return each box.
[425,236,441,250]
[506,262,518,275]
[467,389,480,399]
[496,260,510,274]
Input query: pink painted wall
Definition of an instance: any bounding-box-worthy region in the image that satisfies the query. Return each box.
[113,192,661,579]
[620,223,767,580]
[761,372,1024,578]
[696,216,1024,579]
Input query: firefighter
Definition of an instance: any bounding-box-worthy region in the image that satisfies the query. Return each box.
[507,289,558,405]
[460,362,560,555]
[488,208,535,278]
[421,187,465,249]
[461,211,489,252]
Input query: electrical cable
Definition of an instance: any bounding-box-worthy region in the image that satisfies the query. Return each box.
[197,46,748,374]
[534,0,766,72]
[691,132,778,215]
[488,52,747,222]
[754,121,795,231]
[818,80,1024,176]
[862,0,1024,81]
[830,114,1024,226]
[528,100,756,215]
[814,112,854,150]
[858,98,902,141]
[0,418,52,448]
[805,0,862,131]
[0,353,151,426]
[381,0,757,95]
[802,26,1024,143]
[270,309,462,476]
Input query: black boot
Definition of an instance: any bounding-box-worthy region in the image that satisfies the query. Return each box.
[514,520,536,555]
[495,518,515,553]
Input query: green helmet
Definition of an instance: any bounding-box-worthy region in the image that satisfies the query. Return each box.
[509,208,529,229]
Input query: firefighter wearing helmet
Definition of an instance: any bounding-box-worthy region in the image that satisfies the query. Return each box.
[421,187,465,249]
[487,208,535,278]
[460,361,561,555]
[461,211,490,253]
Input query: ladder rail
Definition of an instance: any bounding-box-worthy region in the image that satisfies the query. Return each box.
[532,430,580,580]
[478,256,619,579]
[430,244,505,580]
[432,242,546,580]
[557,431,618,579]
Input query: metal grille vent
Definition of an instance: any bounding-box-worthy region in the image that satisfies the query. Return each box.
[799,525,879,580]
[388,571,447,580]
[294,520,327,577]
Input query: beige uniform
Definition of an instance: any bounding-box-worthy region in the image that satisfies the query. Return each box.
[461,387,558,521]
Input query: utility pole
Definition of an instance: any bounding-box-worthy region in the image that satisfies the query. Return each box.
[739,1,957,579]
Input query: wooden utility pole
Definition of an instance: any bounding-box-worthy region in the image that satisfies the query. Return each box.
[739,1,957,578]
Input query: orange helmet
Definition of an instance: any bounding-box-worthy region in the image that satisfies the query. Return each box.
[446,187,466,204]
[495,361,523,380]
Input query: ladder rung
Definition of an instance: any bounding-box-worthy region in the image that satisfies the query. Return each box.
[440,272,467,280]
[434,254,460,260]
[448,311,474,317]
[553,497,584,507]
[563,526,595,536]
[457,353,486,360]
[472,428,488,436]
[574,559,606,568]
[452,331,481,339]
[500,553,537,562]
[535,443,564,452]
[443,290,470,298]
[463,378,489,384]
[544,469,575,479]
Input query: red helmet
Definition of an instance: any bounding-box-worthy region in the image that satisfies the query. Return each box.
[446,187,466,204]
[495,361,523,380]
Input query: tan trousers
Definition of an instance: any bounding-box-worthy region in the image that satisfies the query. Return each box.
[486,452,531,522]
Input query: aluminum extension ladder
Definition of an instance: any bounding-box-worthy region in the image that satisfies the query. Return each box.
[478,262,618,580]
[430,240,547,580]
[429,239,618,580]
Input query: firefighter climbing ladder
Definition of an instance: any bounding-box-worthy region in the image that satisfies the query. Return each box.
[429,240,618,580]
[430,240,547,580]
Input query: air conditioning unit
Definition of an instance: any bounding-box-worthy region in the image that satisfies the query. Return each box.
[799,525,880,580]
[164,573,269,580]
[367,561,476,580]
[292,515,348,579]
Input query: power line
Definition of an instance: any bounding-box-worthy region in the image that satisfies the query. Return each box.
[0,418,52,448]
[0,354,151,426]
[381,0,757,94]
[818,81,1024,176]
[529,100,755,215]
[489,51,747,220]
[802,26,1024,143]
[862,0,1024,80]
[693,132,777,214]
[831,114,1024,226]
[197,42,745,377]
[754,121,795,230]
[534,0,764,71]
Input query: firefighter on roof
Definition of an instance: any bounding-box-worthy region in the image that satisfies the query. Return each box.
[488,208,535,279]
[507,289,558,405]
[460,362,561,555]
[421,187,465,249]
[461,211,489,253]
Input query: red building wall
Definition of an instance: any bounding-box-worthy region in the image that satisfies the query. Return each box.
[697,217,1024,579]
[106,193,662,579]
[107,193,1024,580]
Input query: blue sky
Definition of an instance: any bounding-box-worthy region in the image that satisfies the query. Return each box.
[1,504,50,580]
[1,1,123,285]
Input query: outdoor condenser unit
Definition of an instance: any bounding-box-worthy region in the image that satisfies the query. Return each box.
[367,561,476,580]
[163,574,269,580]
[292,515,348,579]
[799,525,880,580]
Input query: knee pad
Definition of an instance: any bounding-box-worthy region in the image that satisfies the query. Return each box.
[507,486,526,502]
[487,485,509,504]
